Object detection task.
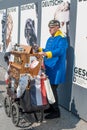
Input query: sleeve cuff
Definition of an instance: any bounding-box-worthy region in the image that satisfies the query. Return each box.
[38,47,42,52]
[45,51,52,58]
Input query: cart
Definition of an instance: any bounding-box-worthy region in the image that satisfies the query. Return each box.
[4,45,49,126]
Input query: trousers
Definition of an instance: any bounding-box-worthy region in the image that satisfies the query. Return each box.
[50,84,60,112]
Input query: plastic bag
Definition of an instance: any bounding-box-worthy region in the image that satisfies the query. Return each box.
[17,75,29,98]
[44,78,55,104]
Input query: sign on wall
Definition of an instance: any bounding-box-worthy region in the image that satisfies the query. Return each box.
[0,9,6,52]
[6,6,19,52]
[20,3,38,46]
[41,0,70,48]
[73,0,87,88]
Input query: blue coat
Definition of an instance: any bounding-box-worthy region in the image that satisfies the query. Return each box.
[43,35,68,85]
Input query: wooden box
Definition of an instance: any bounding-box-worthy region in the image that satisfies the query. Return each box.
[9,45,42,82]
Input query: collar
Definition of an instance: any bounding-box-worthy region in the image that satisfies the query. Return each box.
[54,30,64,37]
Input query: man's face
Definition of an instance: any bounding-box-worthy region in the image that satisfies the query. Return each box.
[49,26,59,36]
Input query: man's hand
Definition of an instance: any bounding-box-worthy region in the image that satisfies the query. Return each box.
[38,52,47,57]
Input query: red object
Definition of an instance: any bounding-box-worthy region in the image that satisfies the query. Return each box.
[41,76,47,105]
[5,79,9,84]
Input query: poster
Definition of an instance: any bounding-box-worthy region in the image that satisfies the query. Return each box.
[20,3,38,46]
[73,0,87,88]
[41,0,70,48]
[6,6,19,52]
[0,9,6,52]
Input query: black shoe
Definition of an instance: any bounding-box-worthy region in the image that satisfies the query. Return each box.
[44,107,53,113]
[45,112,60,119]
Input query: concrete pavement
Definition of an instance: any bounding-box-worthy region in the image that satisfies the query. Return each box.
[0,66,87,130]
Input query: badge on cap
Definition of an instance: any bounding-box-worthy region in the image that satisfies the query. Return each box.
[48,20,60,27]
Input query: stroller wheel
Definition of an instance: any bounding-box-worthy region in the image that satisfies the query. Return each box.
[4,96,11,117]
[11,102,19,126]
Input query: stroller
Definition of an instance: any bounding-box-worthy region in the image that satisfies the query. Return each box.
[4,45,49,126]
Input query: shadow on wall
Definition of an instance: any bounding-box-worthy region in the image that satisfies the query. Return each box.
[58,36,74,110]
[70,98,79,117]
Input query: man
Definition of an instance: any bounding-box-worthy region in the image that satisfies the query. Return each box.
[34,19,68,119]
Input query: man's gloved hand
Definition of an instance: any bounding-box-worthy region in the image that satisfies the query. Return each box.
[38,52,47,57]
